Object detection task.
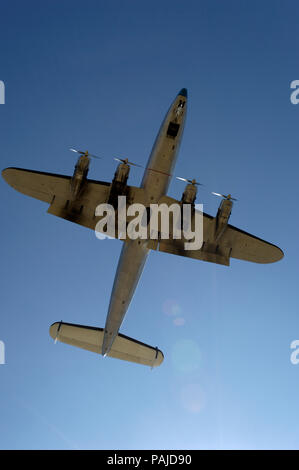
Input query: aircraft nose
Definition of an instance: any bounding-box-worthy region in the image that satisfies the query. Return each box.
[178,88,187,97]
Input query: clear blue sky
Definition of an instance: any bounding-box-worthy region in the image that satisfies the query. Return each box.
[0,0,298,450]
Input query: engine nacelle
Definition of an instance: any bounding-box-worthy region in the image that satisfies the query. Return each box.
[214,198,233,240]
[181,182,197,205]
[113,162,130,185]
[108,162,130,207]
[70,155,90,200]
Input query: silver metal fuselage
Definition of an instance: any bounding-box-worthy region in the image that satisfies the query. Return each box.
[102,89,187,355]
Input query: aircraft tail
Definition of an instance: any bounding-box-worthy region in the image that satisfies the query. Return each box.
[49,322,164,368]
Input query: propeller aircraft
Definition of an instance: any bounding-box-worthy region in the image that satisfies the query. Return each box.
[2,88,283,367]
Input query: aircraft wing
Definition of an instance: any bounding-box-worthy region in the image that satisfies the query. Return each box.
[49,322,164,367]
[2,167,145,232]
[218,224,284,264]
[2,168,283,264]
[153,196,283,265]
[157,222,283,265]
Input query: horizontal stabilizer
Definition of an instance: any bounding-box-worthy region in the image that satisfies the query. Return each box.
[49,322,164,367]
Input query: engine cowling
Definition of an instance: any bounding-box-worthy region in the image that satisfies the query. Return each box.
[214,199,233,240]
[181,182,197,205]
[113,162,130,185]
[70,155,90,200]
[108,162,130,207]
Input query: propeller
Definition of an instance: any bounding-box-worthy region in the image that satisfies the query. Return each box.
[70,148,144,170]
[113,157,143,168]
[69,148,102,160]
[176,177,203,186]
[212,192,237,201]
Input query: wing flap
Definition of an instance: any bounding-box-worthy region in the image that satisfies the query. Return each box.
[158,239,230,266]
[49,322,163,367]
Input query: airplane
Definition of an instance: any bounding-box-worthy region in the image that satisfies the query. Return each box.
[2,88,284,368]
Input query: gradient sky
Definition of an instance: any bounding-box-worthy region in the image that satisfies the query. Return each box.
[0,0,299,450]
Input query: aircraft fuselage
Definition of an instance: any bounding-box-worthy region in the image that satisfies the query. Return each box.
[102,89,188,355]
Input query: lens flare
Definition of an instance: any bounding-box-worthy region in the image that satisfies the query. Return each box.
[171,338,202,373]
[162,299,182,316]
[180,384,205,413]
[173,317,185,326]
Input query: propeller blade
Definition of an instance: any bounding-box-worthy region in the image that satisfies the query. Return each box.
[88,153,102,160]
[69,148,102,159]
[212,192,237,201]
[176,177,188,183]
[70,148,84,154]
[114,157,143,168]
[129,161,143,168]
[176,176,203,186]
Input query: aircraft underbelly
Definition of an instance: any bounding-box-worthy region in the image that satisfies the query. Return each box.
[142,93,187,202]
[142,145,179,201]
[102,90,187,355]
[102,239,149,355]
